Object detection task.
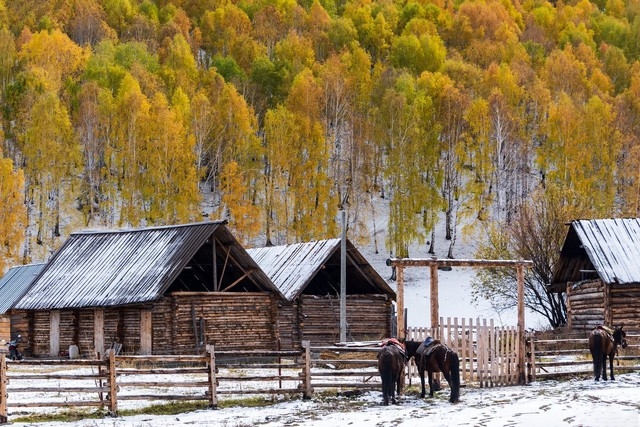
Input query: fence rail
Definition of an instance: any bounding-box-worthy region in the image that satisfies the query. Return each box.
[526,332,640,380]
[1,318,574,423]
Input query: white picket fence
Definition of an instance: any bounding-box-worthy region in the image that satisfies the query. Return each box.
[406,317,520,387]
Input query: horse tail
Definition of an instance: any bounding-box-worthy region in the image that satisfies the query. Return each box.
[449,351,460,403]
[379,350,394,404]
[590,333,603,380]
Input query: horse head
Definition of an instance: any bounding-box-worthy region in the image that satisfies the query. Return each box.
[613,325,628,349]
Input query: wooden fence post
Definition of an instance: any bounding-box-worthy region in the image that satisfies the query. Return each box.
[302,340,312,399]
[0,355,6,424]
[206,345,218,408]
[108,350,118,416]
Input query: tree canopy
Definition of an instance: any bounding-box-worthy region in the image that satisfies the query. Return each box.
[1,0,640,326]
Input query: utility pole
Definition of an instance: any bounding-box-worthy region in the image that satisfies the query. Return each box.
[340,210,347,343]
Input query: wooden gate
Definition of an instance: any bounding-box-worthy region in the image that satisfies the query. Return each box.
[406,317,520,387]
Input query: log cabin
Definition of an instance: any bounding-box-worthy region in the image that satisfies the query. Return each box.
[247,239,396,348]
[13,221,283,357]
[549,218,640,332]
[0,263,44,345]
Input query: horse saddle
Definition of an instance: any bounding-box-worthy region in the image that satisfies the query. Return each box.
[380,338,407,359]
[596,325,614,341]
[417,337,441,357]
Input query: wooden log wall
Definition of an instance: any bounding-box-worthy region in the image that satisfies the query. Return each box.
[10,311,30,356]
[58,310,78,356]
[567,280,605,329]
[610,284,640,331]
[299,295,392,346]
[0,316,9,343]
[168,292,279,353]
[151,298,174,354]
[30,311,51,356]
[276,301,300,351]
[77,310,95,356]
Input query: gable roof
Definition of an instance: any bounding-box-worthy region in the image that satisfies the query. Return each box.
[550,218,640,291]
[0,263,45,314]
[246,239,395,301]
[15,221,279,310]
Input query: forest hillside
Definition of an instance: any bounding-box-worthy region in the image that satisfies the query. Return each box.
[1,0,639,314]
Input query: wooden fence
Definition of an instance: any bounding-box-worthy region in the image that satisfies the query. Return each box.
[526,330,640,380]
[406,317,520,387]
[0,341,391,422]
[1,319,569,423]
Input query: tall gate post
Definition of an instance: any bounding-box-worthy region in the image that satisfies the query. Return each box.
[396,266,405,339]
[517,264,526,384]
[430,263,439,330]
[206,344,218,408]
[0,355,7,424]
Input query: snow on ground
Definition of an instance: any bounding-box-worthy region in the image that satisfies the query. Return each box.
[10,372,640,426]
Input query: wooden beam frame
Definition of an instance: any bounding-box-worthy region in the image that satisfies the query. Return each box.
[388,257,533,385]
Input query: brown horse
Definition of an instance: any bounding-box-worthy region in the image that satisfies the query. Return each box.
[406,339,460,403]
[588,325,627,381]
[377,340,407,405]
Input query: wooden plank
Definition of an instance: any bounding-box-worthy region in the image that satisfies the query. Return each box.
[388,259,533,267]
[117,394,210,401]
[115,368,209,375]
[10,401,105,408]
[118,381,211,388]
[93,308,104,357]
[140,310,152,355]
[9,387,110,393]
[12,373,107,380]
[50,310,60,357]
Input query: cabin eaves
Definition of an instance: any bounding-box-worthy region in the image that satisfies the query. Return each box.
[15,221,279,310]
[0,263,45,314]
[550,218,640,291]
[247,239,395,301]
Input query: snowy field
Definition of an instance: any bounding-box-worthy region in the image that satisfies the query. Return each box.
[9,372,640,427]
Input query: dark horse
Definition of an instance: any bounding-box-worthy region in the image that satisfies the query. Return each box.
[588,325,627,381]
[406,339,460,403]
[377,340,407,405]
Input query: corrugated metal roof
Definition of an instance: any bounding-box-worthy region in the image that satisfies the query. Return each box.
[247,239,395,301]
[0,263,45,314]
[15,221,278,310]
[551,218,640,288]
[572,218,640,284]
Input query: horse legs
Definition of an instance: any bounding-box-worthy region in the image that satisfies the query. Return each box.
[427,371,435,398]
[393,370,403,404]
[608,352,615,381]
[419,369,426,398]
[600,354,607,381]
